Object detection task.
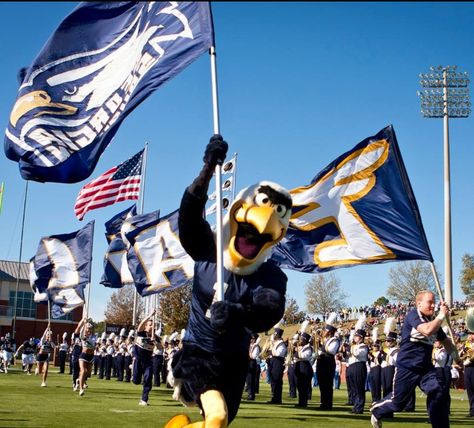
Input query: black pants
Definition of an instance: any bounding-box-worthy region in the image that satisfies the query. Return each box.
[287,364,297,398]
[58,350,67,374]
[98,356,105,379]
[465,365,474,417]
[105,355,113,380]
[295,360,313,406]
[382,365,395,397]
[369,365,382,402]
[115,354,124,381]
[246,359,259,399]
[317,353,336,409]
[93,355,98,375]
[350,362,367,413]
[124,355,132,382]
[71,356,80,386]
[269,357,284,404]
[153,355,164,387]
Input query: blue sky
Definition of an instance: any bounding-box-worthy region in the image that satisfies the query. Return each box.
[1,2,473,321]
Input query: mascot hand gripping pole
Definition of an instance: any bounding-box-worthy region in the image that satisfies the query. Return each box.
[165,135,293,428]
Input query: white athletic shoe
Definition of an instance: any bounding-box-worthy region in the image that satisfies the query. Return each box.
[79,389,85,396]
[41,382,47,387]
[370,414,382,428]
[138,400,149,406]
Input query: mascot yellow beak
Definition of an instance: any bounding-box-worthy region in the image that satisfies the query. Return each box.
[10,90,77,127]
[223,181,292,274]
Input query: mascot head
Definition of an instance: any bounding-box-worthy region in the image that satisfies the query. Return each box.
[223,181,292,275]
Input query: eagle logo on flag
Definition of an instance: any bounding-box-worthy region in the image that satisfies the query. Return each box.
[5,2,214,183]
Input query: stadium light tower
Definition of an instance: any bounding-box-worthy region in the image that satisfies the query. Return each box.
[417,65,471,306]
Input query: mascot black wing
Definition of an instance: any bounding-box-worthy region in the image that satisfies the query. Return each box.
[166,135,292,428]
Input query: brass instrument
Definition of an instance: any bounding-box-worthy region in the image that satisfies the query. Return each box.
[460,341,474,365]
[285,336,298,365]
[259,336,273,360]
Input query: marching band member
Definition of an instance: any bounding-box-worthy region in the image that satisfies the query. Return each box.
[97,332,107,380]
[153,334,164,387]
[245,333,261,401]
[116,328,127,382]
[433,338,451,414]
[71,332,82,390]
[36,327,55,387]
[294,327,313,408]
[268,326,287,405]
[105,335,115,380]
[381,318,398,398]
[133,310,156,406]
[347,314,369,414]
[58,332,68,374]
[74,317,97,396]
[316,312,341,410]
[368,328,385,403]
[124,330,135,383]
[460,309,474,418]
[371,291,461,428]
[287,333,299,399]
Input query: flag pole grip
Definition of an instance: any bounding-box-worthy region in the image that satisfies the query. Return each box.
[430,262,455,343]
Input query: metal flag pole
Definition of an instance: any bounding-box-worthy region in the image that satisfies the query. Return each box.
[12,180,29,340]
[231,152,238,202]
[85,220,95,320]
[430,262,455,343]
[209,45,224,302]
[133,144,149,326]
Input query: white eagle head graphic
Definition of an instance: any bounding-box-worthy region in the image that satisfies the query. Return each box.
[7,2,194,170]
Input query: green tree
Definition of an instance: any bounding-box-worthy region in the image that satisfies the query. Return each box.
[104,284,143,327]
[373,296,389,306]
[387,261,436,303]
[157,283,192,333]
[305,273,347,320]
[284,296,306,325]
[460,253,474,298]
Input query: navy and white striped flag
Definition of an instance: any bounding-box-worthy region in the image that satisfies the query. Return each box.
[30,221,94,318]
[74,150,143,220]
[5,2,214,183]
[101,204,137,288]
[271,125,433,273]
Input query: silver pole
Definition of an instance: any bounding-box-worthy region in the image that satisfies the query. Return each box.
[133,144,149,326]
[231,152,238,202]
[209,46,224,301]
[442,70,453,307]
[430,262,455,343]
[12,180,29,339]
[85,221,95,320]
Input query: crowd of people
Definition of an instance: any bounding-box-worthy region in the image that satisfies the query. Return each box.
[1,294,473,427]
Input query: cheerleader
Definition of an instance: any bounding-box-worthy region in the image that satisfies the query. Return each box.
[36,327,55,387]
[74,317,97,396]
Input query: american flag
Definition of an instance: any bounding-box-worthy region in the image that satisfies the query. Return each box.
[74,150,144,220]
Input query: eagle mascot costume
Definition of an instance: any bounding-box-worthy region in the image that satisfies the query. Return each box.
[165,135,292,428]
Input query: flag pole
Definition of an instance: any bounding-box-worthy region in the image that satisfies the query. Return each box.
[209,46,224,302]
[430,262,455,343]
[12,180,29,340]
[231,152,238,202]
[85,220,95,320]
[133,144,148,326]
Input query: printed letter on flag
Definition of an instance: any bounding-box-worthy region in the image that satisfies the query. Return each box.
[74,150,143,220]
[124,209,194,296]
[271,125,433,273]
[30,221,94,318]
[5,2,214,183]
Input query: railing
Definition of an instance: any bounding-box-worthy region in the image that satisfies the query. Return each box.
[0,305,13,317]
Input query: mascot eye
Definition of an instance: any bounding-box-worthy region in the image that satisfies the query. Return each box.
[274,204,288,218]
[254,193,271,207]
[64,86,78,96]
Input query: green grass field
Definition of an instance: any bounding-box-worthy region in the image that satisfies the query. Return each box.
[0,365,472,428]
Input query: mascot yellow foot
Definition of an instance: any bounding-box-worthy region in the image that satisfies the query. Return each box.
[164,390,228,428]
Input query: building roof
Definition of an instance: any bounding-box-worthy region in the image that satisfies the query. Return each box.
[0,260,30,281]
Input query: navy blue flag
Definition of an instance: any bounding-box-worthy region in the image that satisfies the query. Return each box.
[124,209,194,296]
[29,221,94,318]
[100,205,137,288]
[5,2,214,183]
[270,125,433,273]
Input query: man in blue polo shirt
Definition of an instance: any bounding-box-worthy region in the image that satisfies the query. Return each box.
[370,290,460,428]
